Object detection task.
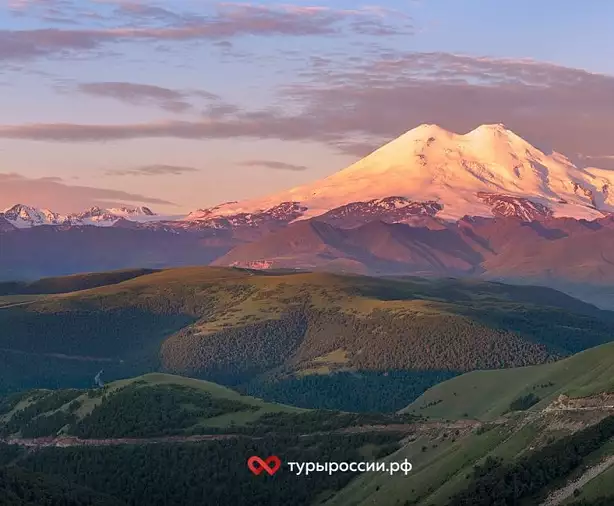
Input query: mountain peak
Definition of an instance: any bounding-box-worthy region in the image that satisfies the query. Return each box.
[466,123,524,142]
[471,123,509,133]
[396,124,455,143]
[203,122,614,222]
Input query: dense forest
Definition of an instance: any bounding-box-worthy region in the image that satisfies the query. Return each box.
[70,384,257,438]
[0,465,124,506]
[242,370,458,412]
[161,310,310,384]
[164,305,614,388]
[5,432,402,506]
[0,379,419,440]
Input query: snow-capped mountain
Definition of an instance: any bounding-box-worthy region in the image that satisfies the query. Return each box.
[0,204,159,228]
[172,202,307,232]
[1,204,69,228]
[72,206,157,227]
[191,123,614,222]
[313,197,443,228]
[4,124,614,233]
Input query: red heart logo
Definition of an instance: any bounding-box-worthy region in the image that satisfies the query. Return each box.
[247,455,281,476]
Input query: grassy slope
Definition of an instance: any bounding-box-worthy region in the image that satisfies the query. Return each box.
[404,341,614,421]
[325,414,554,506]
[0,268,157,295]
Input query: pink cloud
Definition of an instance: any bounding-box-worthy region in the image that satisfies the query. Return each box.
[0,173,174,213]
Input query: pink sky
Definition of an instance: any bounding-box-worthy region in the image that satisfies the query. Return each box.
[1,0,613,214]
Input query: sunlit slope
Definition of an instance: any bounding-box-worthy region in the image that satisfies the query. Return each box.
[0,268,157,295]
[404,340,614,421]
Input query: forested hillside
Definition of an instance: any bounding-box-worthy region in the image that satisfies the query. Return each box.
[0,373,408,506]
[2,267,614,412]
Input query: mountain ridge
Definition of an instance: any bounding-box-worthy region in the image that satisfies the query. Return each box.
[1,204,160,229]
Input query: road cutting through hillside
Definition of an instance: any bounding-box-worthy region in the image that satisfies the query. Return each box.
[0,420,483,449]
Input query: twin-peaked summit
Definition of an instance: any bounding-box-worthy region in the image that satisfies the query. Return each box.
[199,123,614,222]
[3,124,614,231]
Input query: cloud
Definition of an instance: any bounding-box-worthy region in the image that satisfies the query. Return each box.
[0,172,174,213]
[106,164,201,176]
[112,2,182,23]
[577,154,614,170]
[2,53,614,168]
[0,4,410,61]
[76,82,217,112]
[239,160,308,171]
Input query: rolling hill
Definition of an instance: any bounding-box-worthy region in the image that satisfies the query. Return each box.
[0,373,411,506]
[0,373,304,440]
[2,267,614,413]
[0,268,158,296]
[326,343,614,506]
[404,339,614,421]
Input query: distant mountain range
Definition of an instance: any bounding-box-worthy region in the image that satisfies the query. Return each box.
[2,123,613,308]
[1,204,159,229]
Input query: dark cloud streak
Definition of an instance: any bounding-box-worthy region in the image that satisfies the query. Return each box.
[240,160,308,171]
[0,4,409,61]
[106,164,201,176]
[76,82,218,112]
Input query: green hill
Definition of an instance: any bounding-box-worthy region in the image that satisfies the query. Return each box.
[404,340,614,421]
[2,266,614,411]
[0,373,303,439]
[0,373,410,506]
[0,268,157,295]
